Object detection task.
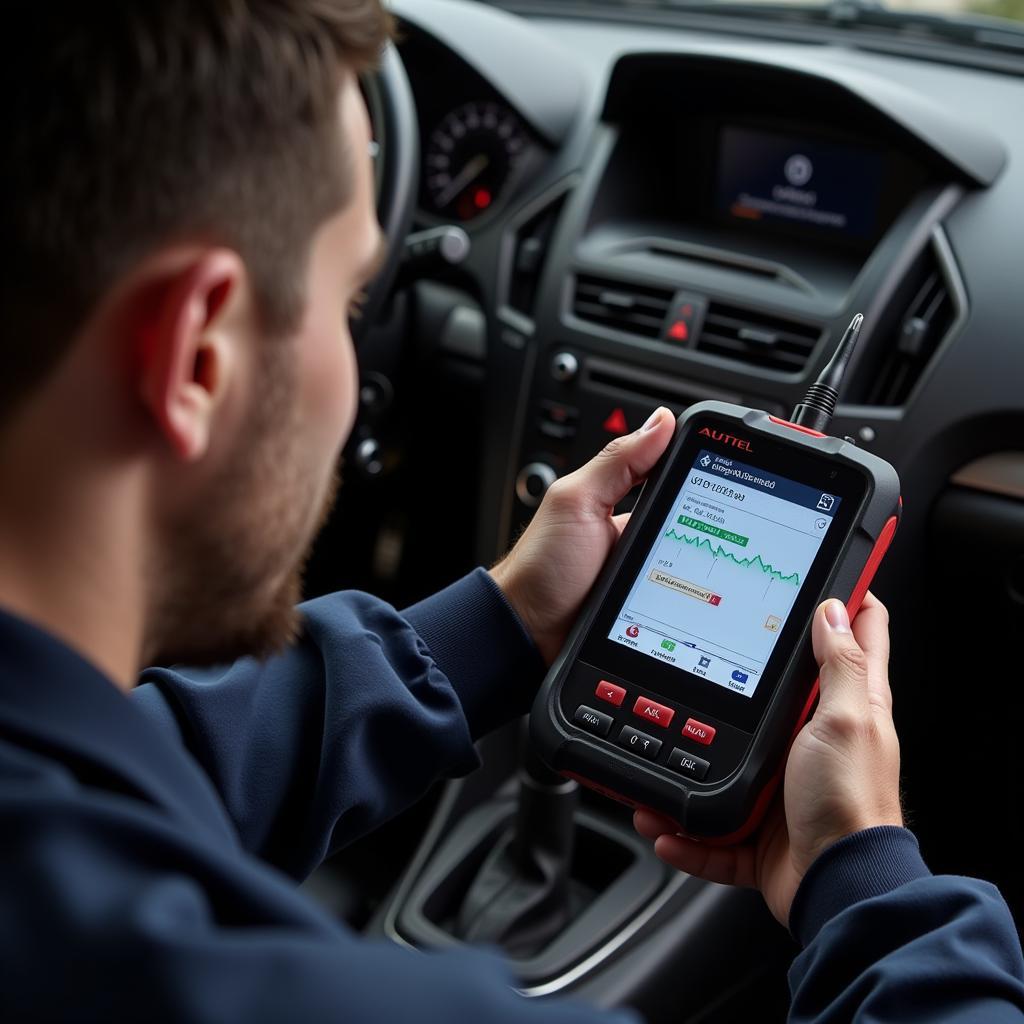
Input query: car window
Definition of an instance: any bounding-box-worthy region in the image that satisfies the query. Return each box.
[479,0,1024,40]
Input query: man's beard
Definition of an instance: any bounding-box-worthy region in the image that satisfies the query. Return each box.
[143,346,341,669]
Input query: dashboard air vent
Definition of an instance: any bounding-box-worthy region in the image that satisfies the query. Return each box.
[863,249,955,407]
[695,304,821,373]
[572,275,674,340]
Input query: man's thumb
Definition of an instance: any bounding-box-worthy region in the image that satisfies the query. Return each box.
[561,407,675,514]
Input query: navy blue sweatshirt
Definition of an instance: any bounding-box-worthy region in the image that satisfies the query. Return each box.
[0,569,1022,1022]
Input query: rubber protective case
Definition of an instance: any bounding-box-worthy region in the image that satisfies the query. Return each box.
[529,401,901,842]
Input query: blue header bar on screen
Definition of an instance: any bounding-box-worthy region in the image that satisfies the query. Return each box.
[692,451,842,516]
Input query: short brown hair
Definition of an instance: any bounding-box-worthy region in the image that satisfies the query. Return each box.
[0,0,391,424]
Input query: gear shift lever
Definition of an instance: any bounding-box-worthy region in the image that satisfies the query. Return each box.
[453,725,580,957]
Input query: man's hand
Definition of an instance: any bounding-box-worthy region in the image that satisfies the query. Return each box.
[490,407,676,665]
[634,593,903,927]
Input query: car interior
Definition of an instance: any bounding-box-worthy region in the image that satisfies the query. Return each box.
[298,0,1024,1019]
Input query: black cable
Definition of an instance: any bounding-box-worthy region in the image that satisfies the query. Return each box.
[790,313,864,434]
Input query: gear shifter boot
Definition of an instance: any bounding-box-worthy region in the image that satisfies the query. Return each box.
[453,748,579,957]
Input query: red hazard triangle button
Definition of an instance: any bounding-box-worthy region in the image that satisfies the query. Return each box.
[602,407,628,434]
[661,292,707,345]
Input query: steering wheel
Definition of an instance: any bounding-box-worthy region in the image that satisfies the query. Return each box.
[357,43,420,342]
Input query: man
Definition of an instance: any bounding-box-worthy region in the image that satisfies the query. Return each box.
[0,2,1021,1021]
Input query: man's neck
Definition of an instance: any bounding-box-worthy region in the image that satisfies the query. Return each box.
[0,432,145,693]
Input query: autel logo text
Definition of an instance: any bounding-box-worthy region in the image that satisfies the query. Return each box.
[698,427,754,452]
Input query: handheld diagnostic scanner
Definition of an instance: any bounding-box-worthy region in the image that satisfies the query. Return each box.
[529,315,901,842]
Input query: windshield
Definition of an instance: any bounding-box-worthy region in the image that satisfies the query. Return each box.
[483,0,1024,35]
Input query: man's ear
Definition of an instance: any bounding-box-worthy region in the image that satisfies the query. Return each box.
[135,250,246,462]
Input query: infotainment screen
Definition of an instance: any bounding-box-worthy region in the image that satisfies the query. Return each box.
[715,126,885,241]
[607,450,841,699]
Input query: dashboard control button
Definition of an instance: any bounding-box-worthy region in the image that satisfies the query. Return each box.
[539,421,575,441]
[668,748,710,781]
[539,400,579,441]
[632,696,675,729]
[573,705,613,738]
[682,717,717,746]
[353,438,384,479]
[550,351,579,382]
[515,462,557,508]
[602,407,629,435]
[616,725,662,760]
[595,680,627,707]
[661,292,707,346]
[358,372,394,413]
[542,401,577,423]
[404,225,471,266]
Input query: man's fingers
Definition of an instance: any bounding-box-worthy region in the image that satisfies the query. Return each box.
[850,591,890,672]
[810,592,896,734]
[653,834,759,889]
[811,598,871,717]
[851,591,894,714]
[634,809,758,887]
[550,407,674,517]
[634,808,679,840]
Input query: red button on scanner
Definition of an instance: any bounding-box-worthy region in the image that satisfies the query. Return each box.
[682,717,716,746]
[632,696,675,729]
[596,680,627,707]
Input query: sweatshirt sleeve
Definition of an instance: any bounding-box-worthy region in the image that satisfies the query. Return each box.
[788,826,1024,1023]
[1,769,639,1024]
[132,569,545,879]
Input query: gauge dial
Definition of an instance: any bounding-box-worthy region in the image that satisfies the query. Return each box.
[423,102,527,223]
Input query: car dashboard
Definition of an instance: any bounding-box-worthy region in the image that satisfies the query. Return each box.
[309,1,1024,1018]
